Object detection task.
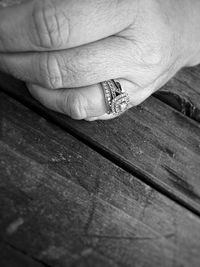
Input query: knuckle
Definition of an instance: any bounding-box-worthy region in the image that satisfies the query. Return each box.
[136,42,164,67]
[130,42,166,86]
[63,91,88,120]
[38,53,63,89]
[31,0,70,49]
[145,46,163,66]
[37,53,83,89]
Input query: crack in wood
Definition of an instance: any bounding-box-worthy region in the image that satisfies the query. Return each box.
[2,241,52,267]
[155,89,200,123]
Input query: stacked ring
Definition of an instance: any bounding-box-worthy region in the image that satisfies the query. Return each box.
[101,79,130,115]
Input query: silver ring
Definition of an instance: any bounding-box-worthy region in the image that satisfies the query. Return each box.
[101,79,130,115]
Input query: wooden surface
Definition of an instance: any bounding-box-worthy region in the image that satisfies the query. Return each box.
[156,66,200,123]
[0,0,200,266]
[0,66,200,266]
[0,67,200,266]
[0,91,200,267]
[1,72,200,216]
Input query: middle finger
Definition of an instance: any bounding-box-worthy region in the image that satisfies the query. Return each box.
[0,37,136,89]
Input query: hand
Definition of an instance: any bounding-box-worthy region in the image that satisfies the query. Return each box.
[0,0,200,120]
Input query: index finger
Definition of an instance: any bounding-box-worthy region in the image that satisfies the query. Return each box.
[0,0,137,52]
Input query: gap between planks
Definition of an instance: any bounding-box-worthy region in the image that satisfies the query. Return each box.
[0,86,200,218]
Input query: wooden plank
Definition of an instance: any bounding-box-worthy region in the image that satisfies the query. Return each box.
[1,93,200,267]
[0,243,46,267]
[0,73,200,216]
[156,65,200,122]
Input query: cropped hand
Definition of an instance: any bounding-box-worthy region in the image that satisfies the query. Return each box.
[1,0,200,120]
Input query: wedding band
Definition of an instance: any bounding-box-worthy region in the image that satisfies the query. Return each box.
[101,79,129,115]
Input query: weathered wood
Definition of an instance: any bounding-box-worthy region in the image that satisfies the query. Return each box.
[0,92,200,267]
[156,65,200,122]
[0,243,46,267]
[0,73,200,216]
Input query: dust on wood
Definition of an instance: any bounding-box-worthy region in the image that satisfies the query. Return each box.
[1,72,200,215]
[0,92,200,266]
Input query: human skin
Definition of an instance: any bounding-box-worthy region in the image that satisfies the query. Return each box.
[0,0,200,120]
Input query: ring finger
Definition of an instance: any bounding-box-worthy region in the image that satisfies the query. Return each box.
[27,79,154,121]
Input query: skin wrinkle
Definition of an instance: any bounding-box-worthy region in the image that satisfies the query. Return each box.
[62,90,87,120]
[31,0,70,50]
[41,0,54,47]
[31,0,51,48]
[52,6,71,49]
[37,52,62,89]
[30,5,42,48]
[46,53,58,89]
[75,91,88,119]
[94,0,134,34]
[118,8,166,71]
[54,54,65,89]
[61,36,128,87]
[2,0,200,120]
[54,3,64,48]
[65,48,91,86]
[61,90,73,118]
[120,6,179,88]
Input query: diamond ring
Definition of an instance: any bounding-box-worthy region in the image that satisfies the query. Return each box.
[100,79,130,115]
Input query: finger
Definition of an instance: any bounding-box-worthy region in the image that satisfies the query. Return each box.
[27,83,107,120]
[86,81,155,121]
[90,70,174,121]
[0,37,135,89]
[0,0,137,52]
[27,79,154,121]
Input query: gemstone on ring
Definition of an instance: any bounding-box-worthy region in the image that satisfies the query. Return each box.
[100,79,130,115]
[111,92,129,114]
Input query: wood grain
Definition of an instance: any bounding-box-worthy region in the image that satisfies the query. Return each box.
[156,65,200,122]
[1,92,200,267]
[0,243,46,267]
[0,73,200,216]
